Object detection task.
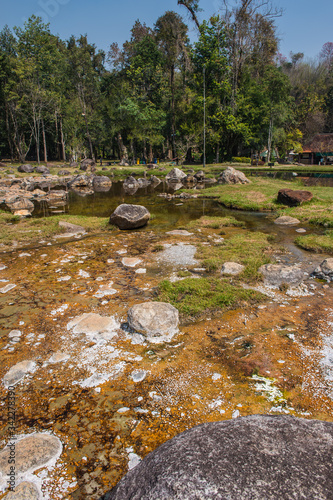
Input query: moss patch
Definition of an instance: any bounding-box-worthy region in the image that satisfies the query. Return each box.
[295,230,333,254]
[188,216,245,229]
[0,213,110,249]
[157,277,266,319]
[197,231,273,282]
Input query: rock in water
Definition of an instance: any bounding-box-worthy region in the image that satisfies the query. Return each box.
[274,215,300,225]
[278,188,313,206]
[218,167,250,184]
[165,168,187,181]
[127,302,179,342]
[259,264,304,287]
[102,415,333,500]
[311,258,333,282]
[109,204,150,230]
[93,175,112,192]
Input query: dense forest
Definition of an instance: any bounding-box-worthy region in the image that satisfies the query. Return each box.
[0,0,333,164]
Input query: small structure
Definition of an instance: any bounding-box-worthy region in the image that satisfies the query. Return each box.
[299,133,333,165]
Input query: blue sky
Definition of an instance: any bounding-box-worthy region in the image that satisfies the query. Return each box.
[1,0,332,61]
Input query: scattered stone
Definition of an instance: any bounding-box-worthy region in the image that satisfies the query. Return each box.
[0,284,16,294]
[156,243,198,267]
[274,216,300,225]
[8,330,22,338]
[109,204,150,230]
[49,352,70,363]
[58,221,85,234]
[4,481,41,499]
[35,165,50,174]
[80,158,95,170]
[278,189,313,207]
[165,167,187,181]
[117,407,130,414]
[311,258,333,282]
[135,268,146,274]
[127,302,179,343]
[6,197,34,215]
[0,433,62,478]
[121,257,142,267]
[0,264,7,271]
[94,283,118,298]
[194,170,205,181]
[296,228,306,233]
[218,167,250,184]
[93,175,112,192]
[102,415,333,500]
[130,370,147,382]
[166,230,193,236]
[67,313,119,341]
[3,360,36,388]
[58,169,71,176]
[221,262,245,275]
[259,264,304,287]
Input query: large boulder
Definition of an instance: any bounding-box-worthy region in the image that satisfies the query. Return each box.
[123,176,139,190]
[194,170,205,181]
[109,204,150,229]
[127,301,179,342]
[5,196,34,215]
[218,167,250,184]
[165,167,187,181]
[311,258,333,282]
[80,158,95,171]
[278,188,313,206]
[102,415,333,500]
[93,175,112,192]
[259,263,304,287]
[18,164,35,174]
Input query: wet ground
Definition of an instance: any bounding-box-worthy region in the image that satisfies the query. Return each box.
[0,192,332,499]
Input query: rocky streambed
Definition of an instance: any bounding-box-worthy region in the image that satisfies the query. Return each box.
[0,168,332,499]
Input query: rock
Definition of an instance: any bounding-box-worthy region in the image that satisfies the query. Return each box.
[17,165,35,173]
[3,360,36,388]
[194,170,205,181]
[127,302,179,342]
[166,230,193,236]
[165,167,187,181]
[67,312,119,342]
[278,188,313,206]
[49,352,70,363]
[93,175,112,192]
[58,169,71,176]
[80,158,95,170]
[218,167,250,184]
[123,176,139,189]
[311,258,333,282]
[109,204,150,230]
[274,215,300,225]
[4,481,41,499]
[70,161,78,168]
[150,175,161,185]
[259,264,304,287]
[6,197,34,215]
[221,262,245,275]
[0,284,16,293]
[137,178,150,188]
[35,165,50,174]
[296,228,306,233]
[68,174,93,190]
[58,221,85,234]
[102,415,333,500]
[204,177,217,184]
[182,174,197,185]
[13,210,32,217]
[156,243,198,266]
[45,190,68,204]
[121,257,142,267]
[0,433,62,478]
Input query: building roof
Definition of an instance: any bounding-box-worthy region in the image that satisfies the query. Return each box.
[302,133,333,153]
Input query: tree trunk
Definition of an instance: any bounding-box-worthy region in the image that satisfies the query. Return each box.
[149,143,153,163]
[216,143,220,163]
[60,119,66,161]
[42,119,48,163]
[5,102,14,161]
[170,65,176,161]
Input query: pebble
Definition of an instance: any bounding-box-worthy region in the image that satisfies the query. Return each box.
[3,360,36,388]
[0,284,16,293]
[0,264,7,271]
[122,257,142,267]
[130,370,147,382]
[135,268,147,274]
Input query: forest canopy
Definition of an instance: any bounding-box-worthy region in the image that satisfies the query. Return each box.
[0,0,332,163]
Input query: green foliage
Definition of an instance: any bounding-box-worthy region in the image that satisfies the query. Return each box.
[232,157,251,164]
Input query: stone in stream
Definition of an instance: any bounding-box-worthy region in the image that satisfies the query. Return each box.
[274,215,300,225]
[4,481,41,500]
[101,415,333,500]
[67,312,119,342]
[5,197,34,215]
[0,284,16,294]
[3,360,36,388]
[0,434,62,482]
[93,175,112,192]
[165,167,187,181]
[109,204,150,230]
[277,188,313,206]
[156,243,197,267]
[166,230,193,236]
[311,258,333,282]
[218,167,250,184]
[259,264,304,287]
[121,257,142,267]
[221,262,245,275]
[127,302,179,343]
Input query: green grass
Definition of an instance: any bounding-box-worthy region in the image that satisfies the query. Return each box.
[157,277,266,318]
[295,230,333,254]
[0,213,110,248]
[188,215,245,229]
[196,231,273,282]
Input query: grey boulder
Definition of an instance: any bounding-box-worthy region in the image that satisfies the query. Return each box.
[127,302,179,342]
[218,167,250,184]
[18,164,35,173]
[311,258,333,282]
[102,415,333,500]
[165,167,187,181]
[93,175,112,192]
[109,204,150,229]
[259,263,304,287]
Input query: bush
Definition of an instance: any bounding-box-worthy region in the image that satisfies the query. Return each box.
[232,157,251,164]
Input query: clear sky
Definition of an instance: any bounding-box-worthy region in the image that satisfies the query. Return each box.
[1,0,332,61]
